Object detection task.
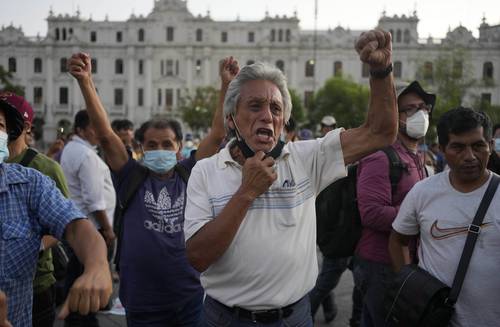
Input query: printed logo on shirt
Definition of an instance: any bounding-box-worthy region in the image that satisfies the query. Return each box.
[143,187,184,234]
[430,220,493,240]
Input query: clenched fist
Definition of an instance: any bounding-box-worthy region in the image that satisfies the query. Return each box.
[355,29,392,70]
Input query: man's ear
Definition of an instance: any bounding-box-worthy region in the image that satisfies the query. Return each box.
[226,115,235,130]
[24,121,31,134]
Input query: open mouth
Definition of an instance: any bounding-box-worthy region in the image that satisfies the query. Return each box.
[256,128,274,142]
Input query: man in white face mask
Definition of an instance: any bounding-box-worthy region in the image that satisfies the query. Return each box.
[353,81,436,327]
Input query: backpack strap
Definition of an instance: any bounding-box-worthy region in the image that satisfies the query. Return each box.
[174,163,190,184]
[113,164,149,269]
[381,147,407,197]
[19,147,38,167]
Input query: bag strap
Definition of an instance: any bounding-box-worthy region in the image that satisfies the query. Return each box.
[447,174,500,304]
[19,147,38,167]
[381,147,406,196]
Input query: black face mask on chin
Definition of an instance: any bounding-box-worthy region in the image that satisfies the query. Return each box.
[230,115,285,159]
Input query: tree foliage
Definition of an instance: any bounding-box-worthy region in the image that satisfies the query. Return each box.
[0,65,25,95]
[310,77,370,128]
[288,88,306,123]
[179,86,219,132]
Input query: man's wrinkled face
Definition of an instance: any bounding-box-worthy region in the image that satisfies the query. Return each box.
[228,79,284,153]
[116,128,134,147]
[142,127,181,155]
[441,127,491,183]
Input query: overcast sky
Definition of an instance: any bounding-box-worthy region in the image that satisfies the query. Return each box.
[1,0,499,39]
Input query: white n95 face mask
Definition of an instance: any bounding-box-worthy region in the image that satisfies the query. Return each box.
[0,131,9,163]
[405,110,429,139]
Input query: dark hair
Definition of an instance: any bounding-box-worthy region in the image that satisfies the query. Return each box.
[111,119,134,132]
[284,116,296,133]
[493,123,500,136]
[437,106,492,147]
[73,110,90,133]
[135,118,183,144]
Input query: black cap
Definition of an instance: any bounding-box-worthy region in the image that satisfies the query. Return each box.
[397,81,436,113]
[0,97,24,141]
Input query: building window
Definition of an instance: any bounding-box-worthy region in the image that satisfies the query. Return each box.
[196,59,202,75]
[165,88,173,109]
[114,88,124,106]
[157,89,162,106]
[8,57,16,73]
[305,60,315,77]
[483,62,494,81]
[60,58,68,73]
[196,29,203,42]
[393,61,403,78]
[166,59,175,76]
[248,31,255,43]
[59,87,68,105]
[138,60,144,75]
[69,28,73,35]
[304,91,314,108]
[91,59,98,74]
[246,60,255,66]
[221,31,228,43]
[34,58,42,73]
[278,29,283,42]
[334,61,343,77]
[137,88,144,107]
[276,60,285,72]
[138,28,145,42]
[423,62,433,81]
[271,29,275,42]
[55,28,60,41]
[175,60,179,76]
[166,26,175,41]
[33,87,43,105]
[361,62,370,78]
[396,30,402,43]
[404,29,410,43]
[115,59,124,74]
[62,28,67,41]
[481,93,491,106]
[286,29,291,42]
[116,31,122,43]
[160,60,165,76]
[90,31,97,42]
[453,60,463,78]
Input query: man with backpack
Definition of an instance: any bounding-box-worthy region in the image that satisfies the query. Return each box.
[354,81,435,326]
[2,92,70,327]
[68,52,235,326]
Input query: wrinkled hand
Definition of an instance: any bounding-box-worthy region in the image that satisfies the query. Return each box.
[57,263,112,319]
[100,227,116,247]
[240,151,277,199]
[355,29,392,70]
[0,291,12,327]
[68,52,92,82]
[219,56,240,87]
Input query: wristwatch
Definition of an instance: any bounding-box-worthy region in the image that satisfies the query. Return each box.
[370,63,393,79]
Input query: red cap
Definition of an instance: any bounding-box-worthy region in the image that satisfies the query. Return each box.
[0,92,34,123]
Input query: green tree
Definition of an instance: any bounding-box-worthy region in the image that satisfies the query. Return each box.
[0,65,25,95]
[179,86,219,132]
[288,88,306,123]
[310,76,370,128]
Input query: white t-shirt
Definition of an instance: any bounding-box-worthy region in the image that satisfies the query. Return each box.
[184,129,346,310]
[393,171,500,327]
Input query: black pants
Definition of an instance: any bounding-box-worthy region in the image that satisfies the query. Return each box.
[33,284,56,327]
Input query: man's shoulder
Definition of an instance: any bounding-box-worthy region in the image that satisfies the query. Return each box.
[1,163,45,185]
[408,172,446,196]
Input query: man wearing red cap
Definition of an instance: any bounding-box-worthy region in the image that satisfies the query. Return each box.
[0,93,112,327]
[1,92,71,327]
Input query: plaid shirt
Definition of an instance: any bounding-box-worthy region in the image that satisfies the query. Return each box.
[0,163,84,327]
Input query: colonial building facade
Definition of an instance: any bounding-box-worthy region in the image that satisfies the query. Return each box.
[1,0,499,143]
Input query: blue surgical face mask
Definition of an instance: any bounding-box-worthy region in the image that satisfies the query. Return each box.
[0,131,9,163]
[142,150,177,173]
[495,138,500,152]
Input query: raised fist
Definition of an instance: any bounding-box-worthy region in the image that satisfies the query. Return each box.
[68,52,92,82]
[219,56,240,87]
[355,29,392,70]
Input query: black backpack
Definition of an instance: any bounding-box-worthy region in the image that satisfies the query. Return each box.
[316,147,406,258]
[113,163,190,270]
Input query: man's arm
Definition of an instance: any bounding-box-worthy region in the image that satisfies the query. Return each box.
[186,152,276,272]
[58,219,112,318]
[194,57,238,160]
[68,53,128,172]
[388,229,412,272]
[0,291,12,327]
[341,29,398,165]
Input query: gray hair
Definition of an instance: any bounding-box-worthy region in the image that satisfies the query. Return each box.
[223,62,292,130]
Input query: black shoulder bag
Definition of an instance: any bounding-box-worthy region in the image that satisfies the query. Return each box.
[385,174,500,327]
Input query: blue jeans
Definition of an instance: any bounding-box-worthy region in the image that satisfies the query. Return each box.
[126,291,204,327]
[203,295,313,327]
[352,256,394,327]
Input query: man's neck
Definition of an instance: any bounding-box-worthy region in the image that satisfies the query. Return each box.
[7,136,28,159]
[449,170,491,193]
[398,132,419,153]
[229,142,246,166]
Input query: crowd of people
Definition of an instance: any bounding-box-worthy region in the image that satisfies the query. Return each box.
[0,27,499,327]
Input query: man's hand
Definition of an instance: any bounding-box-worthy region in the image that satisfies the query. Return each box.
[219,56,240,88]
[355,29,392,70]
[239,151,277,199]
[68,52,92,83]
[0,291,12,327]
[100,227,116,247]
[57,263,112,319]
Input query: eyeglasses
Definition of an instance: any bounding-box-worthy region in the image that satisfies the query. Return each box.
[399,103,432,116]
